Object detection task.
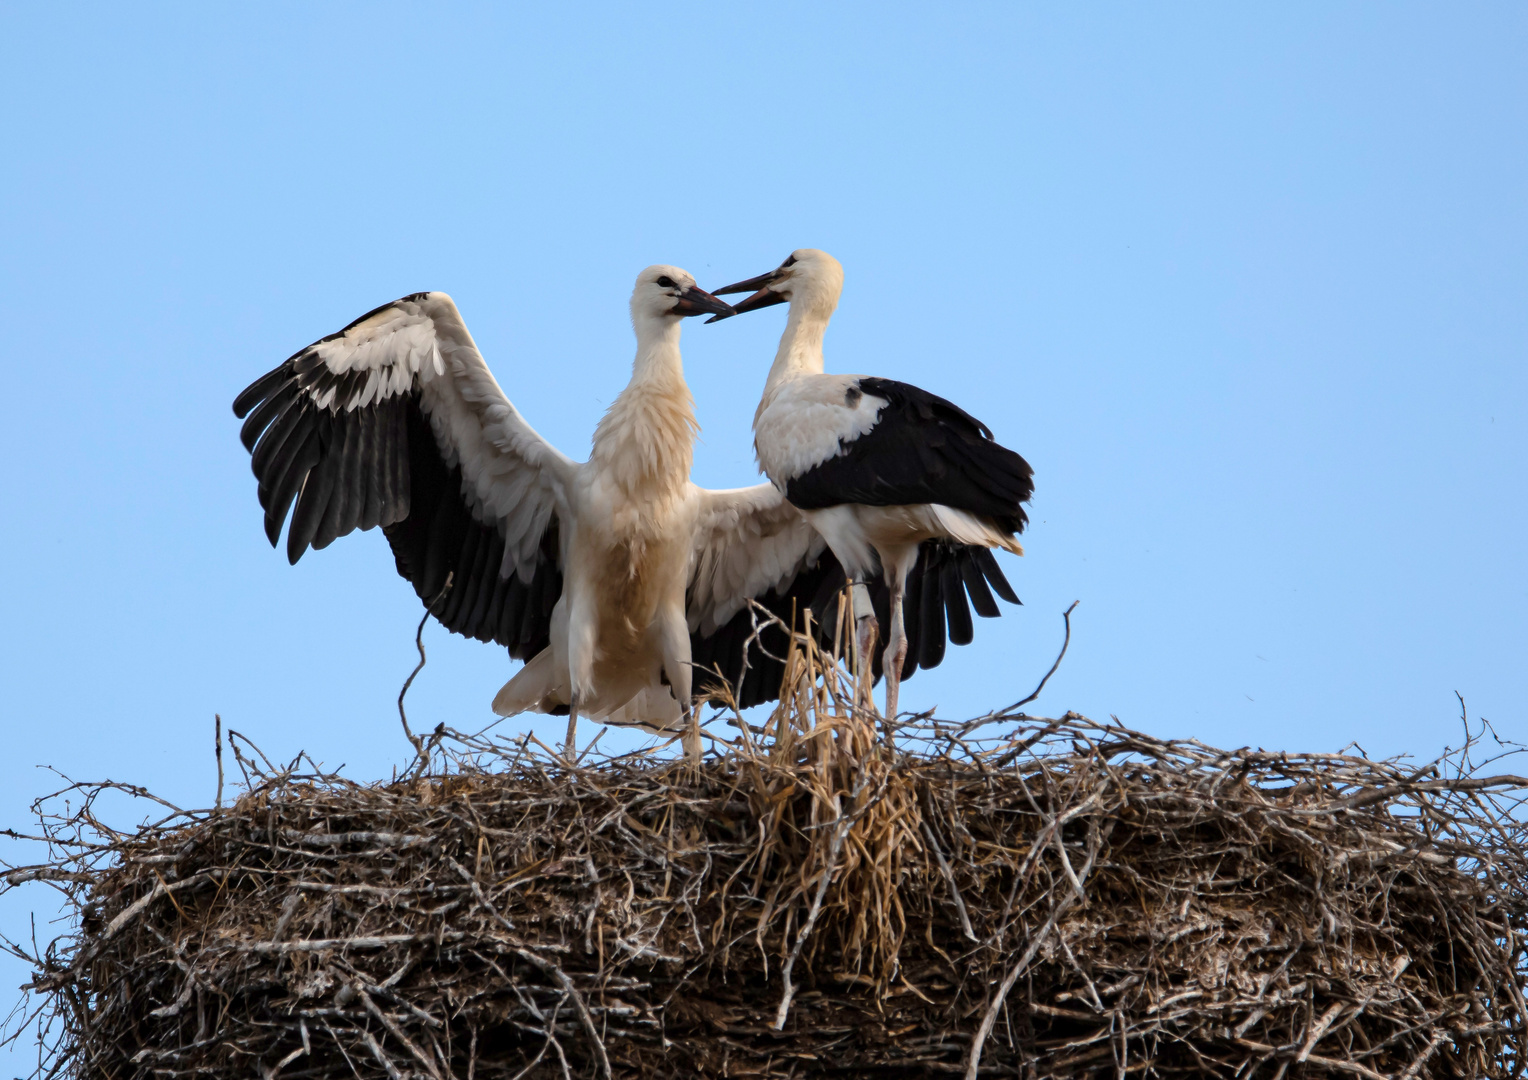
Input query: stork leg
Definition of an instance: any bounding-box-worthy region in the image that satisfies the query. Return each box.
[564,595,597,768]
[851,582,878,708]
[882,582,908,727]
[681,702,702,769]
[564,696,580,766]
[658,609,700,774]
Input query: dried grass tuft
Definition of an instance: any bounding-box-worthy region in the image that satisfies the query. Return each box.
[4,605,1527,1079]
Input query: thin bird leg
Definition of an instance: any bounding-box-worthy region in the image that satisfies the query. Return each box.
[882,582,908,731]
[681,702,702,771]
[852,582,878,711]
[564,697,580,765]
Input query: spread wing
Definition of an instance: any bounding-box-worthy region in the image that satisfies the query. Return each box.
[682,485,1026,707]
[232,292,576,658]
[685,484,846,708]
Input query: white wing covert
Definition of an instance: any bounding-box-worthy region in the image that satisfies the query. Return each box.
[685,484,848,708]
[683,485,1027,705]
[233,292,576,657]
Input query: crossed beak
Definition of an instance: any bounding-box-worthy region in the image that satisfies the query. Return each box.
[671,284,737,319]
[704,269,789,323]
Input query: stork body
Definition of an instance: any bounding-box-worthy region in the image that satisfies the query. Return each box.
[715,249,1034,719]
[234,269,839,762]
[497,296,705,746]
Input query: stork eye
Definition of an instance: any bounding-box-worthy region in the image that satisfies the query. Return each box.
[655,276,678,289]
[781,255,797,268]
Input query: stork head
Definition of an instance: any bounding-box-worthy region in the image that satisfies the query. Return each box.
[630,265,734,328]
[706,249,844,322]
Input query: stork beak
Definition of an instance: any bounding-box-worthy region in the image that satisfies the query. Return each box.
[703,269,789,323]
[671,284,736,319]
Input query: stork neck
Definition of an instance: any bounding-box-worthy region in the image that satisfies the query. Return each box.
[761,301,829,397]
[591,316,697,492]
[629,316,686,385]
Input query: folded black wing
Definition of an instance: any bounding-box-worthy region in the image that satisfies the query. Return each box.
[783,377,1034,534]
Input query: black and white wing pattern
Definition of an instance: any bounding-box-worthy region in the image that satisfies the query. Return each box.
[232,292,577,659]
[685,484,844,708]
[780,377,1034,533]
[682,487,1024,705]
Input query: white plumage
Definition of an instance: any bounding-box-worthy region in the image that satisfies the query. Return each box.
[234,268,835,761]
[752,372,883,482]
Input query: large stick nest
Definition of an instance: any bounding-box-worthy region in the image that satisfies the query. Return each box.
[4,617,1527,1078]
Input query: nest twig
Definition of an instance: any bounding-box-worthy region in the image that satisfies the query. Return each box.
[3,607,1526,1079]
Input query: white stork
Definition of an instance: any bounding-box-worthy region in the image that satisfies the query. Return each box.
[233,267,850,762]
[710,249,1034,720]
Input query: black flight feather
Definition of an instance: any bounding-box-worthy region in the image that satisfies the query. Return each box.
[287,460,335,564]
[918,561,946,669]
[941,556,974,646]
[233,364,291,419]
[240,377,299,451]
[250,390,310,487]
[958,548,1001,618]
[973,547,1020,605]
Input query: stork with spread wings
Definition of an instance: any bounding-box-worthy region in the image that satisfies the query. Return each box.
[234,273,843,761]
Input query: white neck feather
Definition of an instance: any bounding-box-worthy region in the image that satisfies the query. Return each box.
[627,314,685,383]
[591,315,697,493]
[757,285,839,416]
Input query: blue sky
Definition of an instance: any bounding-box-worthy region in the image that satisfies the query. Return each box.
[1,4,1524,1057]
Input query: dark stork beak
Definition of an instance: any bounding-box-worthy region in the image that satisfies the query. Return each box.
[704,268,790,323]
[671,284,736,319]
